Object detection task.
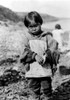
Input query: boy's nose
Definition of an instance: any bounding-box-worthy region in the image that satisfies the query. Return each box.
[32,27,36,31]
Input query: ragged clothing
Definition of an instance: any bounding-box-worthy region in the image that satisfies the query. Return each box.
[20,31,59,78]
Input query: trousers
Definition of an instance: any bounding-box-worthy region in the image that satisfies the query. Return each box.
[27,77,52,98]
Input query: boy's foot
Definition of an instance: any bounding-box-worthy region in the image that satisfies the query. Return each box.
[28,95,40,100]
[41,94,51,100]
[41,96,49,100]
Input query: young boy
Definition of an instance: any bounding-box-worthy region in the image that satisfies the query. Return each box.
[21,11,59,100]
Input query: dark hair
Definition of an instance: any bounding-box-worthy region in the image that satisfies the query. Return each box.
[24,11,43,27]
[55,24,61,29]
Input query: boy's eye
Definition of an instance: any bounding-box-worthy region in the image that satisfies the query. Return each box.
[29,24,38,27]
[29,26,34,28]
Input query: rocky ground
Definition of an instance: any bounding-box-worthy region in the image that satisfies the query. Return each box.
[0,54,70,100]
[0,63,70,100]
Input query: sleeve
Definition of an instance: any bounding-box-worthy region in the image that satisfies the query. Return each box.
[20,44,37,64]
[48,36,58,52]
[46,34,60,65]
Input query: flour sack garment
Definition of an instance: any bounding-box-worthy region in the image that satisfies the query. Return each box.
[25,39,52,77]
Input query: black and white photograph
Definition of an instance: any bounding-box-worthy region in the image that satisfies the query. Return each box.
[0,0,70,100]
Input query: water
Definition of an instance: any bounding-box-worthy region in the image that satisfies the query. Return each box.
[42,19,70,31]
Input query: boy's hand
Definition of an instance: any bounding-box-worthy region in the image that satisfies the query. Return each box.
[35,54,44,65]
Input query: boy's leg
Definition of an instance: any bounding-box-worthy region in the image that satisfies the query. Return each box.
[28,78,40,100]
[40,77,52,100]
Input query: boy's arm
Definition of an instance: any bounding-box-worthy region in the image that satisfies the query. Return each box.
[20,45,44,64]
[46,34,60,72]
[47,35,60,63]
[47,34,58,52]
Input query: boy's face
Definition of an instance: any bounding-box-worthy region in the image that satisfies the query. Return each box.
[28,23,41,35]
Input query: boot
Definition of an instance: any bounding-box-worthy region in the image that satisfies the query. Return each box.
[40,95,49,100]
[28,95,40,100]
[40,93,52,100]
[28,91,40,100]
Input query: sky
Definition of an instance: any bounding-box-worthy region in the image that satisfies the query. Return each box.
[0,0,70,18]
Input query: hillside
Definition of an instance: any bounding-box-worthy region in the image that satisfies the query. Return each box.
[41,13,59,23]
[16,12,59,23]
[0,5,24,22]
[0,5,59,23]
